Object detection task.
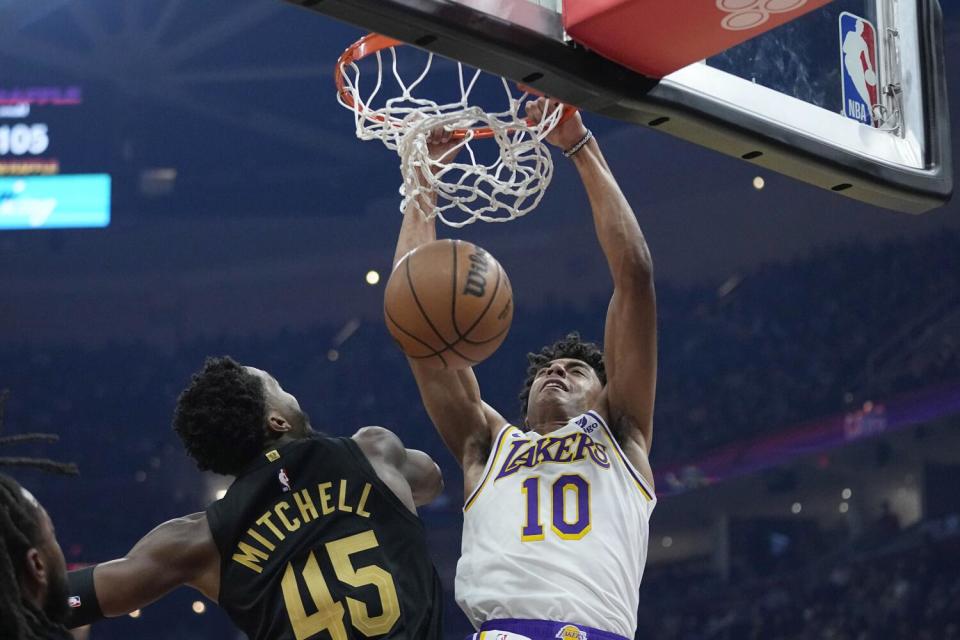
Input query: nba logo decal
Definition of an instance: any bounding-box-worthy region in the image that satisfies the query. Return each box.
[839,12,879,126]
[278,468,292,492]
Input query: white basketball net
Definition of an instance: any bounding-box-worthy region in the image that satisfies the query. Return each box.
[337,42,565,227]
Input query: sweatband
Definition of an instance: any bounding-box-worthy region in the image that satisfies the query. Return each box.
[66,566,104,628]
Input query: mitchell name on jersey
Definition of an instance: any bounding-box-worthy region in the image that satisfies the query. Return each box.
[231,477,375,574]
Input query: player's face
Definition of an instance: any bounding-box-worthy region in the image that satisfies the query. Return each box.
[244,367,312,436]
[36,506,69,622]
[19,490,69,623]
[527,358,602,422]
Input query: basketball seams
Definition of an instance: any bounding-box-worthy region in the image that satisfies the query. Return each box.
[451,239,465,339]
[458,251,503,340]
[385,238,512,370]
[386,304,473,367]
[460,323,510,346]
[400,253,485,365]
[405,248,457,349]
[385,306,443,355]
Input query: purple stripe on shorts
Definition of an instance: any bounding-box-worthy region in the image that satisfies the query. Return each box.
[475,618,629,640]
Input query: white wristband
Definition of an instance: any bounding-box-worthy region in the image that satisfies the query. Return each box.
[563,129,594,158]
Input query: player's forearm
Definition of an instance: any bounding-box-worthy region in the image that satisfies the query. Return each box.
[392,191,482,462]
[393,182,439,267]
[92,559,178,616]
[406,367,482,464]
[394,206,436,267]
[571,139,653,285]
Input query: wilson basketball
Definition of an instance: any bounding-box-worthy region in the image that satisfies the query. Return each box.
[385,239,513,370]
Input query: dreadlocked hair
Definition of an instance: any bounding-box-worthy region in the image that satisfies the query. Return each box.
[0,390,76,640]
[173,356,268,475]
[518,331,607,420]
[0,391,77,476]
[0,474,70,640]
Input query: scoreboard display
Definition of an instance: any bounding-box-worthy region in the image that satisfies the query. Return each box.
[0,85,110,230]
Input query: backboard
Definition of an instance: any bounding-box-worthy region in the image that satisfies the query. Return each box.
[286,0,952,213]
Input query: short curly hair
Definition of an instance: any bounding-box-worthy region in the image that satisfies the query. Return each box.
[518,332,606,420]
[173,356,267,475]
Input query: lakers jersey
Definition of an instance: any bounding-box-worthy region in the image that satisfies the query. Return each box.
[456,411,655,638]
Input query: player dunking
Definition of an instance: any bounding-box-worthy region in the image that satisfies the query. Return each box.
[66,356,445,639]
[392,102,657,640]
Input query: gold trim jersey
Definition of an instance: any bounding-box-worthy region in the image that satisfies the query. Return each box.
[455,411,655,637]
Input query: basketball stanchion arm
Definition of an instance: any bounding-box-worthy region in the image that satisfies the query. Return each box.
[289,0,952,212]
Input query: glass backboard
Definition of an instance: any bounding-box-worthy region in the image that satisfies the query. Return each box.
[285,0,951,213]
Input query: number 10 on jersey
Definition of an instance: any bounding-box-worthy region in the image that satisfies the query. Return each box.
[521,474,591,541]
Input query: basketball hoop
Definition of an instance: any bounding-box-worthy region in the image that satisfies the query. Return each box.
[335,33,576,227]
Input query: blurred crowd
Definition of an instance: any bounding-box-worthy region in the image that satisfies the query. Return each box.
[6,231,960,467]
[2,231,959,638]
[653,230,960,461]
[637,526,960,640]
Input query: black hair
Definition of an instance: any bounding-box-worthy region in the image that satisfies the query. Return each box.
[0,390,77,640]
[518,331,607,420]
[172,356,268,475]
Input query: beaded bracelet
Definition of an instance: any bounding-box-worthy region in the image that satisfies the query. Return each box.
[563,129,594,158]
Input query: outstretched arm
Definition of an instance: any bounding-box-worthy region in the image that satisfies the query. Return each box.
[530,102,657,475]
[89,513,219,615]
[391,131,506,477]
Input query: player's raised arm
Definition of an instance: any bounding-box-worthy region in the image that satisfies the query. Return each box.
[68,513,219,626]
[391,130,506,474]
[529,101,657,471]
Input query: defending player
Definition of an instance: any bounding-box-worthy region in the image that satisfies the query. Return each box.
[392,103,656,640]
[0,394,79,640]
[66,356,444,639]
[0,474,73,640]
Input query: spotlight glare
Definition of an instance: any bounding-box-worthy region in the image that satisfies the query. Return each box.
[841,488,852,500]
[791,502,802,514]
[327,349,340,362]
[662,536,673,548]
[192,601,206,615]
[839,501,850,513]
[129,610,141,619]
[365,270,381,286]
[752,176,765,190]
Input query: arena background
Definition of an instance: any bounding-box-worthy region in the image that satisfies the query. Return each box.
[1,1,958,638]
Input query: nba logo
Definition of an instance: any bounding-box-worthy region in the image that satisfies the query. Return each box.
[68,596,81,608]
[839,12,879,126]
[278,468,292,492]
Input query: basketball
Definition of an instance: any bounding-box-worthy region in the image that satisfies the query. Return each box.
[385,239,513,370]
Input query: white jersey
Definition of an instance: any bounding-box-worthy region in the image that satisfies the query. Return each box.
[456,411,656,638]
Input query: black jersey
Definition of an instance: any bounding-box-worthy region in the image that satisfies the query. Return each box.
[206,435,443,640]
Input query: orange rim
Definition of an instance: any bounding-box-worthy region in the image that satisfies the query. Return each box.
[335,33,578,140]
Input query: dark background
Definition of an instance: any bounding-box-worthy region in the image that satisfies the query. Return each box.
[1,1,958,639]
